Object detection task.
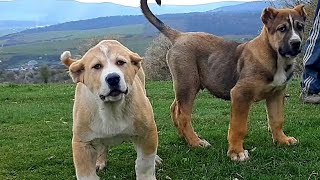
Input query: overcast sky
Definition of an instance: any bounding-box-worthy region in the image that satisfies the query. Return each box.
[76,0,257,7]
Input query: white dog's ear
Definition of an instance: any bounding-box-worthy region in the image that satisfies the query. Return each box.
[61,51,84,83]
[130,53,143,69]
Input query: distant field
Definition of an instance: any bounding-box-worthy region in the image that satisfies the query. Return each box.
[3,24,145,44]
[1,80,319,179]
[0,24,152,69]
[0,23,259,69]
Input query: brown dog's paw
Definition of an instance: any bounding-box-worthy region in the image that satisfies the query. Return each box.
[275,136,298,145]
[228,150,249,161]
[188,138,211,148]
[287,137,298,145]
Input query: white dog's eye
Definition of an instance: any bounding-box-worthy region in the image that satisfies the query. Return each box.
[92,64,102,69]
[116,60,126,66]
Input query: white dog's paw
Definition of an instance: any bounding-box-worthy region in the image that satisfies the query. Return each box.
[228,150,249,161]
[137,175,156,180]
[155,155,162,166]
[96,161,106,171]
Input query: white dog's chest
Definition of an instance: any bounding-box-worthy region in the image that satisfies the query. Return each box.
[86,108,138,143]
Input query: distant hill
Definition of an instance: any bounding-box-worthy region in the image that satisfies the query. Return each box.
[3,13,261,40]
[0,20,41,29]
[17,16,146,34]
[0,1,276,70]
[209,1,281,12]
[0,20,42,36]
[15,1,270,36]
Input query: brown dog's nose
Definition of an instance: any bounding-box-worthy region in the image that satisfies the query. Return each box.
[106,73,120,87]
[290,40,301,50]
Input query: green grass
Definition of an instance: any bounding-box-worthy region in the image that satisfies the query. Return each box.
[0,80,319,179]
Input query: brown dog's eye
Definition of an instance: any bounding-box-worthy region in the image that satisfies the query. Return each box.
[92,64,102,69]
[296,23,304,31]
[278,26,287,32]
[116,60,126,66]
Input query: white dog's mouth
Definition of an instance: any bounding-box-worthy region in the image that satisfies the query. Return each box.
[99,88,128,101]
[108,88,128,97]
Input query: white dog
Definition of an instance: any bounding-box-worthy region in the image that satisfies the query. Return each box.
[61,40,160,180]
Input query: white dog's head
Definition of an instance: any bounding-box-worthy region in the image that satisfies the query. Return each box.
[61,40,143,102]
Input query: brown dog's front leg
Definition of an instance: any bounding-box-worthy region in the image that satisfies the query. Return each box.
[227,86,252,161]
[72,140,99,180]
[266,91,297,145]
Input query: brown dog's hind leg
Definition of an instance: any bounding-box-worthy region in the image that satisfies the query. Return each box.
[228,85,253,161]
[171,86,211,147]
[266,91,297,145]
[167,49,210,147]
[170,100,183,136]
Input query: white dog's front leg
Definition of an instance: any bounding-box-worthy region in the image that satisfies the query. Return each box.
[72,141,100,180]
[135,147,157,180]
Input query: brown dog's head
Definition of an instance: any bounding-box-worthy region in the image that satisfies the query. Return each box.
[261,5,306,58]
[61,40,143,102]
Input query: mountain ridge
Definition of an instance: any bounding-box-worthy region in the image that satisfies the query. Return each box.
[2,1,271,36]
[0,1,274,69]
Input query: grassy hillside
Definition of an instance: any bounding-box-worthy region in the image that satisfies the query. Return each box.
[0,24,153,69]
[2,24,145,45]
[0,80,319,179]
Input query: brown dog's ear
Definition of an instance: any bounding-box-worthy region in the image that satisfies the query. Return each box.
[130,53,143,69]
[261,7,279,27]
[60,51,84,83]
[294,4,307,21]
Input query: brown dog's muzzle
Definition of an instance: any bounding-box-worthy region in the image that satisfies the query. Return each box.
[279,39,302,57]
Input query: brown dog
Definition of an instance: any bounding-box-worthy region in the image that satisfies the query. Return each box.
[62,40,160,179]
[141,0,306,161]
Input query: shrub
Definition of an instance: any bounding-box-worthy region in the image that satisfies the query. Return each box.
[144,34,172,81]
[39,64,51,83]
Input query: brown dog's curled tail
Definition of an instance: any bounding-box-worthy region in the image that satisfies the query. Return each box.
[140,0,180,43]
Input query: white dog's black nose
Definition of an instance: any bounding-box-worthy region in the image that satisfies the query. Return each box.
[106,73,120,87]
